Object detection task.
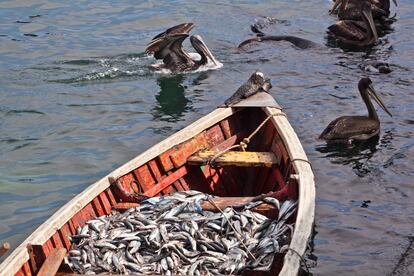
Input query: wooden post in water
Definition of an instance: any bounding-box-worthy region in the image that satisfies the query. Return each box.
[0,242,10,257]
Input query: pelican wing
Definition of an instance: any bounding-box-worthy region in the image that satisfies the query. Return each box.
[146,33,195,71]
[146,23,194,60]
[328,20,367,41]
[164,34,196,71]
[150,23,194,41]
[319,116,379,141]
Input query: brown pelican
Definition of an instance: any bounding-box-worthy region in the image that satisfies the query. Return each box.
[371,0,397,15]
[330,0,395,21]
[145,23,221,73]
[328,1,378,47]
[319,78,392,144]
[224,71,272,107]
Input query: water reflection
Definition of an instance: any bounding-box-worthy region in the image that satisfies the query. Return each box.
[315,136,380,177]
[152,75,190,122]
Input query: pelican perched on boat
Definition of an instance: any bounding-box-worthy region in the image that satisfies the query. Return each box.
[328,1,378,47]
[319,78,392,144]
[145,23,221,73]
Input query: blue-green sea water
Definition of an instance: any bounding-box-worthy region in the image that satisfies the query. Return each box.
[1,0,413,274]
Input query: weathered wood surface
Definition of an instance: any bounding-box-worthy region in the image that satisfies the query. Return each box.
[37,248,66,276]
[264,107,315,276]
[113,196,278,218]
[0,108,235,276]
[56,272,147,276]
[188,150,278,167]
[0,101,315,276]
[200,196,278,219]
[0,242,10,257]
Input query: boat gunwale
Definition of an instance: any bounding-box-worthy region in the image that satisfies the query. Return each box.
[0,105,315,276]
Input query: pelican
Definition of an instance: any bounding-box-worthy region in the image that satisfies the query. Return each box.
[330,0,390,20]
[328,1,378,47]
[371,0,397,15]
[145,23,221,73]
[319,78,392,144]
[224,71,272,107]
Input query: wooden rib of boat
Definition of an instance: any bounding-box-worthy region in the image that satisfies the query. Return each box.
[0,93,315,276]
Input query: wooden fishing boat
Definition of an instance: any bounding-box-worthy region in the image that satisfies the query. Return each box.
[0,93,315,276]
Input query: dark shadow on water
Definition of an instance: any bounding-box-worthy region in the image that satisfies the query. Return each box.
[151,74,191,123]
[315,136,380,177]
[301,224,317,275]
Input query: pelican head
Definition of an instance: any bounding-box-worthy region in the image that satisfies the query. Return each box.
[190,35,219,66]
[359,78,392,117]
[361,2,378,42]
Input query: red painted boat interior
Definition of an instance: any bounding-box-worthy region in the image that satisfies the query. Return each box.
[15,108,299,276]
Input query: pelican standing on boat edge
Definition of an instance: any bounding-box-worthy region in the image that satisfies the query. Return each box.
[328,1,379,47]
[145,23,221,73]
[319,78,392,144]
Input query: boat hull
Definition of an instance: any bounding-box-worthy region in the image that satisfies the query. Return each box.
[0,99,315,276]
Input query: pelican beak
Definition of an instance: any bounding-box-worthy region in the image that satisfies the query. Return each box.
[392,0,398,6]
[190,35,219,66]
[330,0,341,14]
[260,78,272,92]
[363,6,378,42]
[368,84,392,117]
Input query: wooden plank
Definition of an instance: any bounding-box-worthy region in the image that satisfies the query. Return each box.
[113,202,139,211]
[56,273,172,276]
[144,166,190,197]
[22,262,32,276]
[15,269,25,276]
[219,119,232,139]
[264,107,315,276]
[51,232,64,249]
[205,124,226,147]
[92,197,105,217]
[188,151,278,167]
[98,192,111,215]
[134,165,155,192]
[170,133,209,168]
[202,165,227,196]
[113,197,277,218]
[177,177,190,191]
[58,225,71,249]
[117,173,136,194]
[105,187,117,206]
[0,242,10,257]
[148,160,163,182]
[37,248,66,276]
[200,196,277,215]
[158,148,175,172]
[0,108,236,276]
[27,244,46,274]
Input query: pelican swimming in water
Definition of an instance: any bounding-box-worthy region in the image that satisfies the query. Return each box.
[330,0,397,30]
[319,78,392,144]
[145,23,221,73]
[331,0,390,20]
[371,0,397,15]
[328,1,378,47]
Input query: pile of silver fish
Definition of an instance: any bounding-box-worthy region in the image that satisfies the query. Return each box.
[66,190,297,275]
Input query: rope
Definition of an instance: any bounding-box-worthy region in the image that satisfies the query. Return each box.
[208,111,287,167]
[207,197,257,261]
[285,158,313,181]
[206,110,287,189]
[285,247,310,274]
